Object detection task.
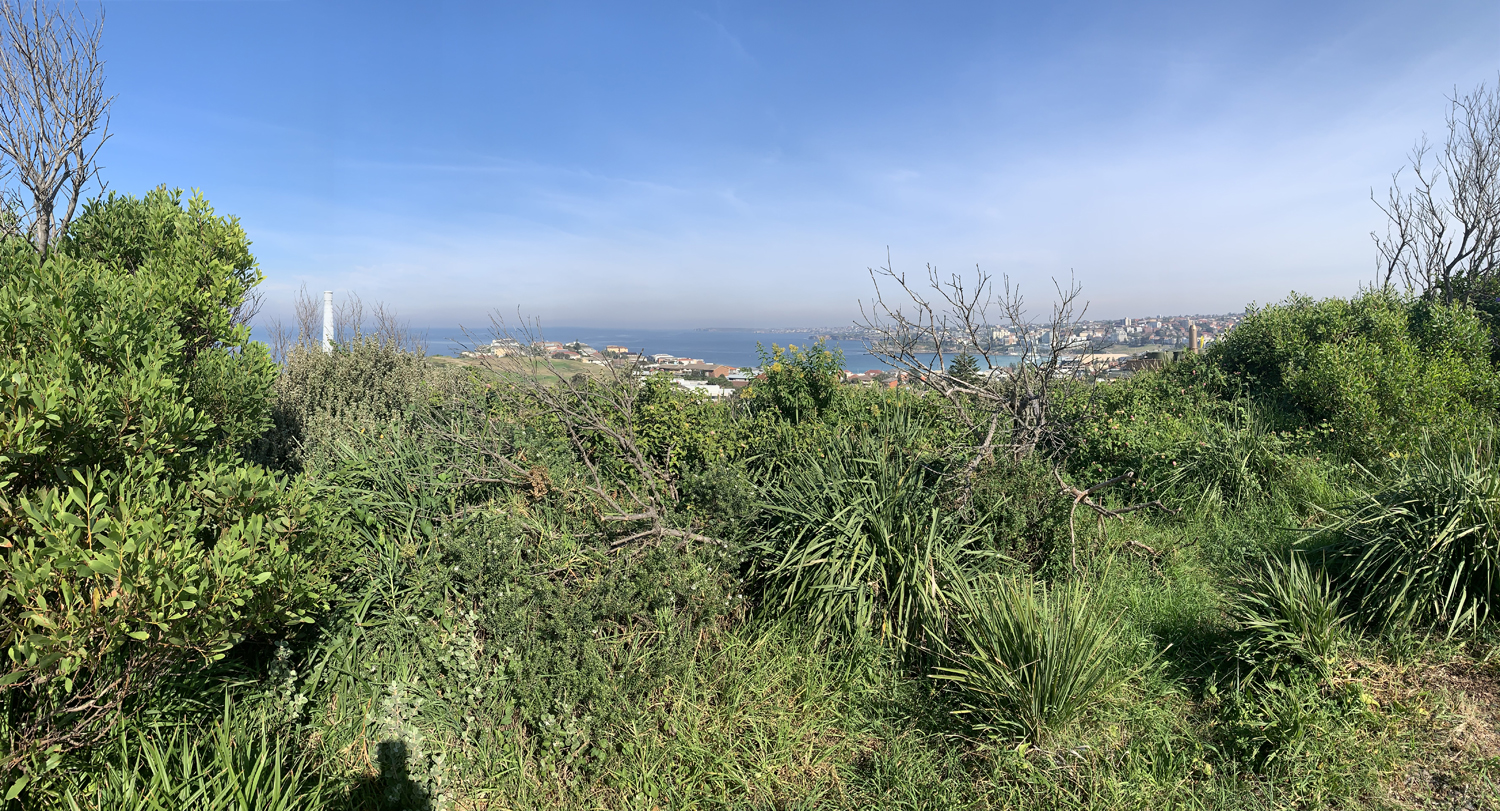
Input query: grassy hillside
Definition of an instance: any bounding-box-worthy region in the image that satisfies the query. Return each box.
[5,200,1500,809]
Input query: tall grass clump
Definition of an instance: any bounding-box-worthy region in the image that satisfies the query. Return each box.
[747,411,997,651]
[933,575,1139,745]
[1231,553,1347,679]
[1162,403,1333,517]
[62,703,330,811]
[1321,430,1500,633]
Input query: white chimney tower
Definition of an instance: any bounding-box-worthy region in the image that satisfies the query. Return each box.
[322,290,333,354]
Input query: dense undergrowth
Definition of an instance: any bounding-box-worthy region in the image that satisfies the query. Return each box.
[3,195,1500,809]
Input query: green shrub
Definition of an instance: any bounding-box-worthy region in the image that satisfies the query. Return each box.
[1061,362,1232,500]
[1320,430,1500,632]
[1231,554,1348,679]
[0,190,326,791]
[256,337,432,471]
[743,340,845,422]
[933,575,1139,745]
[1207,290,1500,459]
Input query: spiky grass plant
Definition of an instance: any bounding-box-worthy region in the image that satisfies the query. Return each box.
[62,702,332,811]
[748,416,995,652]
[1231,553,1347,679]
[1322,430,1500,633]
[933,575,1137,745]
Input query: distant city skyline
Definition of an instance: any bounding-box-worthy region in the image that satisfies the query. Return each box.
[100,1,1500,327]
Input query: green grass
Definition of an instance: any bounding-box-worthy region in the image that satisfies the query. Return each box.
[934,573,1143,746]
[37,345,1500,811]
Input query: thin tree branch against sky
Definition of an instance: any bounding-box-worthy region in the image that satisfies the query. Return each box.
[98,0,1500,327]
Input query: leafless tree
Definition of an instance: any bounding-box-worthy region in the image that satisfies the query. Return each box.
[266,317,293,365]
[860,258,1174,552]
[456,314,723,553]
[859,255,1091,470]
[1374,77,1500,304]
[293,284,321,349]
[333,292,364,345]
[0,0,111,256]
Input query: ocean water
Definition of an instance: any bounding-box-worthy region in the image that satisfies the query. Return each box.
[426,326,886,370]
[250,324,1020,373]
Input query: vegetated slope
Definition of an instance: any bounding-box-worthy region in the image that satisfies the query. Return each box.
[6,211,1500,808]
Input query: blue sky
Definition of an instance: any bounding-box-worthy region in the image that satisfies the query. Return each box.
[100,0,1499,327]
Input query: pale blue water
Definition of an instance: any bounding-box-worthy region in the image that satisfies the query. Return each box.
[249,325,1019,373]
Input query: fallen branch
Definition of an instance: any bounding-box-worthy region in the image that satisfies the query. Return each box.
[1054,469,1179,570]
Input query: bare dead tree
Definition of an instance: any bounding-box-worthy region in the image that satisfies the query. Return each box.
[333,292,363,345]
[458,314,724,552]
[0,0,111,257]
[372,300,427,354]
[859,254,1093,475]
[292,283,320,351]
[266,316,292,365]
[1374,77,1500,304]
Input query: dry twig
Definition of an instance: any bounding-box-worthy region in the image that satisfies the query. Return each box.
[1053,468,1177,570]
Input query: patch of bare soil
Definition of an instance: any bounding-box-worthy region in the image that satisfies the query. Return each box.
[1354,658,1500,810]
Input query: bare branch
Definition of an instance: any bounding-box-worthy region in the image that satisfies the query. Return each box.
[0,0,112,256]
[1053,468,1178,570]
[1374,77,1500,304]
[858,253,1096,493]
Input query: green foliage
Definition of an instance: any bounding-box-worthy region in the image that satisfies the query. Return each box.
[1215,671,1370,775]
[0,189,324,787]
[1231,554,1348,680]
[270,371,742,797]
[1161,403,1334,515]
[745,340,845,422]
[1320,430,1500,632]
[747,409,998,650]
[934,574,1140,745]
[1208,290,1500,459]
[61,187,273,450]
[1061,362,1230,496]
[61,702,331,811]
[948,352,981,386]
[254,336,432,470]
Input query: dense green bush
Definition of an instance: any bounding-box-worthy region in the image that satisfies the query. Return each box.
[0,190,326,798]
[743,340,845,422]
[1208,290,1500,459]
